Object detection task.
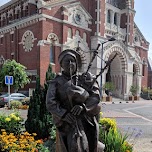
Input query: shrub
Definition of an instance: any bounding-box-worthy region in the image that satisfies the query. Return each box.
[103,82,115,92]
[21,97,30,105]
[25,64,56,140]
[130,85,139,96]
[10,100,22,109]
[19,105,29,110]
[0,112,23,135]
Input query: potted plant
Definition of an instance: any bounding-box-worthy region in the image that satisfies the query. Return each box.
[129,85,139,101]
[141,87,152,100]
[102,82,115,102]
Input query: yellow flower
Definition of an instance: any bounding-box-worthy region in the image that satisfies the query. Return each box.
[32,133,37,136]
[100,112,103,117]
[1,129,6,132]
[5,117,11,122]
[15,117,20,121]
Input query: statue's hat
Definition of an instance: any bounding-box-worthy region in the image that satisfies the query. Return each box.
[58,49,82,69]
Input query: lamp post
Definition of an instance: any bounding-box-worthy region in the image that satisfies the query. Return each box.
[100,37,116,98]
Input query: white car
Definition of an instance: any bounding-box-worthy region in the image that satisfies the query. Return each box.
[0,93,27,105]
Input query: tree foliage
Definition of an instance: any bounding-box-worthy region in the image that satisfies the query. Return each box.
[25,64,56,140]
[0,59,30,90]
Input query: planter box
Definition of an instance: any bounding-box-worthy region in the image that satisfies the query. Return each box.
[102,96,112,102]
[134,96,139,100]
[129,96,139,101]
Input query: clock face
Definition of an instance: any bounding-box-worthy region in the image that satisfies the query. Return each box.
[22,31,34,52]
[74,10,85,25]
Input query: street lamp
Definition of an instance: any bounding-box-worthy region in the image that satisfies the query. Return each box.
[100,37,116,97]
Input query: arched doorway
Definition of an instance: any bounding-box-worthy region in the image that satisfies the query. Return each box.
[103,47,127,99]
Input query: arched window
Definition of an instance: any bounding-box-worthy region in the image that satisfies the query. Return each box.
[2,17,5,26]
[25,6,28,16]
[142,60,146,76]
[9,14,13,21]
[83,32,87,42]
[114,13,117,25]
[16,10,20,19]
[107,10,111,23]
[50,45,55,63]
[76,30,80,36]
[68,28,72,38]
[133,64,136,76]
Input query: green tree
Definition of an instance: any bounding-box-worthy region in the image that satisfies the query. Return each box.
[0,59,30,91]
[25,64,56,140]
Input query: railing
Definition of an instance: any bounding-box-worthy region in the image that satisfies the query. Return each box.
[106,0,126,9]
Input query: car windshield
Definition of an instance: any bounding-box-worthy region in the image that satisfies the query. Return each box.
[10,93,26,97]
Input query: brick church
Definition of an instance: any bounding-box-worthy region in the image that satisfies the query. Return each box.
[0,0,149,99]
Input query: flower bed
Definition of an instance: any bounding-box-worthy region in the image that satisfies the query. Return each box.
[0,112,49,152]
[99,113,133,152]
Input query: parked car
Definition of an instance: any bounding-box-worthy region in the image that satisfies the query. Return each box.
[0,93,27,107]
[0,93,9,107]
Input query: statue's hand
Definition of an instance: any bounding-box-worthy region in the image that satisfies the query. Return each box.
[71,105,84,116]
[62,113,75,124]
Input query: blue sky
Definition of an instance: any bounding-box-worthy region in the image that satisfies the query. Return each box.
[0,1,151,57]
[134,1,152,58]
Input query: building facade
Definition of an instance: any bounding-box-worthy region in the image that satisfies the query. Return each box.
[0,0,149,99]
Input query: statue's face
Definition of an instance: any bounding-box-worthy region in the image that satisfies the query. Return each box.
[61,54,77,76]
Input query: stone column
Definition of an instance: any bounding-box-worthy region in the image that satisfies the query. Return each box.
[110,10,114,27]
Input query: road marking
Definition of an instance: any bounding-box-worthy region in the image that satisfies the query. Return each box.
[118,124,152,126]
[124,105,152,111]
[123,106,152,123]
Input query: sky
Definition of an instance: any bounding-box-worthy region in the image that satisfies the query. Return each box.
[0,0,151,57]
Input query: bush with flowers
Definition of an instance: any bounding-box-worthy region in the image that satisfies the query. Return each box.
[0,130,49,152]
[8,100,29,110]
[0,112,23,135]
[0,112,50,152]
[10,100,22,109]
[99,113,133,152]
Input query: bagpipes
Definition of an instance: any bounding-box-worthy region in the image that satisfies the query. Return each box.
[82,44,118,89]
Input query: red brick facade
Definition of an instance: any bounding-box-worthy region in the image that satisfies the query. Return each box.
[0,0,149,95]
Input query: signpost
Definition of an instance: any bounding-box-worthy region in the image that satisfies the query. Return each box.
[5,76,13,108]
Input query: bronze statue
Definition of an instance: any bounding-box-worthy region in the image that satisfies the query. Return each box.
[46,49,105,152]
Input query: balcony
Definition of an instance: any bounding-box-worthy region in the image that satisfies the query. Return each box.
[106,0,126,10]
[105,23,126,41]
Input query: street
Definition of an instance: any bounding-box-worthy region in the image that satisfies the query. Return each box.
[102,98,152,152]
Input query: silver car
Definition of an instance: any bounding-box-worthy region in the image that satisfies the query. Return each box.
[0,93,27,107]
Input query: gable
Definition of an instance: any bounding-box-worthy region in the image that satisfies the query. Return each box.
[133,23,149,46]
[63,2,92,28]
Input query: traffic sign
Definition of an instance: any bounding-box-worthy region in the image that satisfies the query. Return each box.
[5,76,13,85]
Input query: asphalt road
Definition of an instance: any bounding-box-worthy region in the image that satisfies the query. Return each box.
[102,98,152,152]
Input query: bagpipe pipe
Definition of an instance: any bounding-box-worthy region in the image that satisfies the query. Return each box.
[81,44,118,89]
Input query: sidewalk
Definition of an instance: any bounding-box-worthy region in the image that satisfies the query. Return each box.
[102,97,152,104]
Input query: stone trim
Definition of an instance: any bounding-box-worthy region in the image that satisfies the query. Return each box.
[41,14,92,31]
[0,14,39,34]
[0,13,91,35]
